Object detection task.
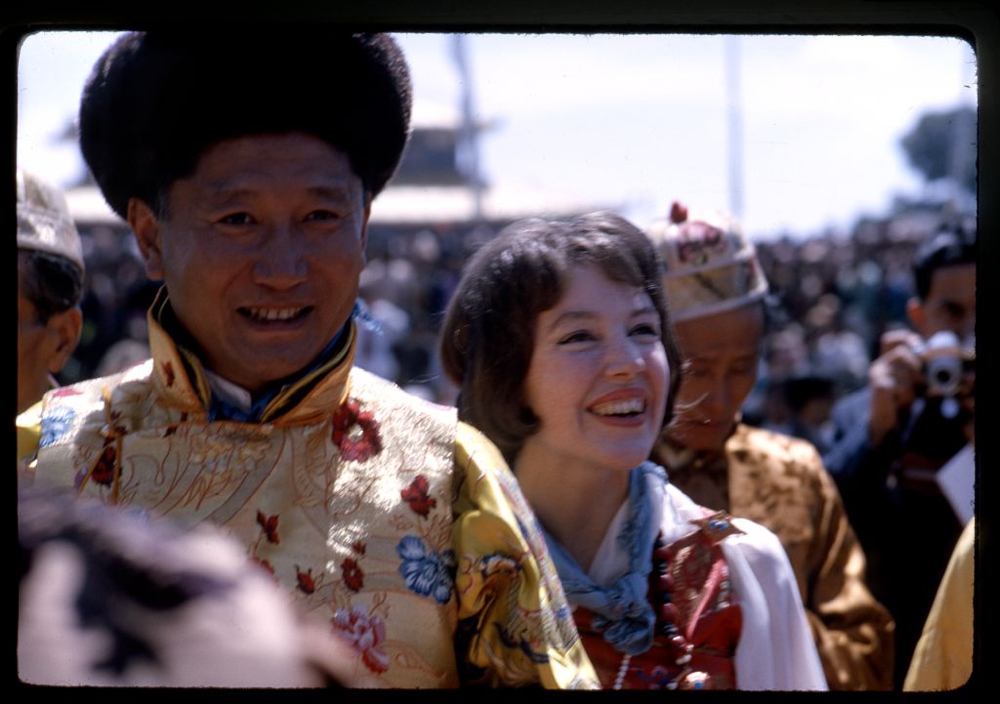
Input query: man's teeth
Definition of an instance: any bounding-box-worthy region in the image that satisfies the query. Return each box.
[591,399,645,416]
[246,307,304,321]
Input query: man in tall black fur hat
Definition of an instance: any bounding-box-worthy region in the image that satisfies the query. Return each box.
[21,29,597,690]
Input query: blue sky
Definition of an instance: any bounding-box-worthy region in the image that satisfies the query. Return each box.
[16,31,977,240]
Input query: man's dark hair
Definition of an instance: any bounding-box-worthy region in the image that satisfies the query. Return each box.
[79,29,413,219]
[782,374,835,413]
[912,222,977,300]
[439,211,682,466]
[18,249,85,323]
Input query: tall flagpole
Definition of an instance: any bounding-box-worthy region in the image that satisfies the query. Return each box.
[451,34,484,221]
[725,35,744,223]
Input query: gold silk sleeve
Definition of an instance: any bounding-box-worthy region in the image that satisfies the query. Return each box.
[451,421,600,690]
[16,400,43,482]
[903,517,975,692]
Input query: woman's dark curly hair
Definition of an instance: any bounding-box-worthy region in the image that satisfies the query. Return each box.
[440,211,682,466]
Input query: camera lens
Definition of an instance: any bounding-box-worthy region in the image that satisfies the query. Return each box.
[934,368,955,385]
[926,357,961,397]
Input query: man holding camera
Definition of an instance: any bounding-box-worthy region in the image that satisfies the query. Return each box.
[824,222,975,689]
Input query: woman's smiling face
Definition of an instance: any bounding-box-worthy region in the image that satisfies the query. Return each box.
[518,263,669,477]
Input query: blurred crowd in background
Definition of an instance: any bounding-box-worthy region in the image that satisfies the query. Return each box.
[61,195,971,458]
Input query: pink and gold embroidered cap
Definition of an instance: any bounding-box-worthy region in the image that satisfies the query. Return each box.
[16,169,85,274]
[645,201,767,322]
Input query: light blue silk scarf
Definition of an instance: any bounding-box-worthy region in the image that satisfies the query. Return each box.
[540,461,666,656]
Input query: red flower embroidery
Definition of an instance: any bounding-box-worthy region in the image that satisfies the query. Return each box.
[669,201,688,224]
[342,557,364,592]
[676,222,726,267]
[331,400,383,462]
[352,541,367,555]
[91,443,116,486]
[333,607,389,674]
[256,511,280,545]
[296,565,317,595]
[163,361,176,387]
[401,475,437,518]
[251,557,276,577]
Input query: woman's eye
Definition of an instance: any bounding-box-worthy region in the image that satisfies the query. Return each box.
[630,323,660,337]
[558,330,594,345]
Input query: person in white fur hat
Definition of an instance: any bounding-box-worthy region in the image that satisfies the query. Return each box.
[17,169,88,469]
[16,168,86,416]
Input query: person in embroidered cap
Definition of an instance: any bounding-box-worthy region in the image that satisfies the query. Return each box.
[21,29,597,690]
[645,201,895,691]
[650,201,768,324]
[16,168,86,416]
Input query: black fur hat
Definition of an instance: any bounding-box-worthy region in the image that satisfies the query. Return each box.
[79,29,413,219]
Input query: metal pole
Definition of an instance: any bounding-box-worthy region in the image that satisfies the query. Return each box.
[451,34,483,221]
[725,35,744,222]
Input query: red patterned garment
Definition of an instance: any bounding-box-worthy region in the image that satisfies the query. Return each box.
[575,518,742,690]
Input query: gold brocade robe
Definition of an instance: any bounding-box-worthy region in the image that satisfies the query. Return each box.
[903,517,974,691]
[26,309,598,690]
[653,423,895,691]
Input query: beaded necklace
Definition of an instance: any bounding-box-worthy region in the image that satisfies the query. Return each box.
[611,532,696,690]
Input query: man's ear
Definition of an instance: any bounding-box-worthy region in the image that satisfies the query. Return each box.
[359,196,372,265]
[906,296,927,337]
[46,306,84,375]
[128,197,166,280]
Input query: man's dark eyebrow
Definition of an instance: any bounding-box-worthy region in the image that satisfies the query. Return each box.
[941,299,969,313]
[305,185,354,200]
[204,186,256,203]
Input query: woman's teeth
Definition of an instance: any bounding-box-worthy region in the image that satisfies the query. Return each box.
[591,398,644,416]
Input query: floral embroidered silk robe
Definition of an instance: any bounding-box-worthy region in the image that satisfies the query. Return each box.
[27,312,598,690]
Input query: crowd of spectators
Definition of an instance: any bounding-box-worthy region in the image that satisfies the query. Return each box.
[62,197,972,449]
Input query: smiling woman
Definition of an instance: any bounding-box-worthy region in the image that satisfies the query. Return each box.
[439,211,829,690]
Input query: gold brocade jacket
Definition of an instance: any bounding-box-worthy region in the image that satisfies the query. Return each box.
[26,305,598,690]
[652,423,895,691]
[903,517,974,692]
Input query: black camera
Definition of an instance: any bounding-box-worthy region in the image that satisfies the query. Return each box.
[897,330,974,472]
[913,331,974,418]
[921,331,964,396]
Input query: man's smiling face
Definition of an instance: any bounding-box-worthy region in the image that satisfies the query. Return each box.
[129,132,370,392]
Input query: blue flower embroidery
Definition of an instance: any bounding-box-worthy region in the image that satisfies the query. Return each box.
[39,406,76,449]
[396,535,456,604]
